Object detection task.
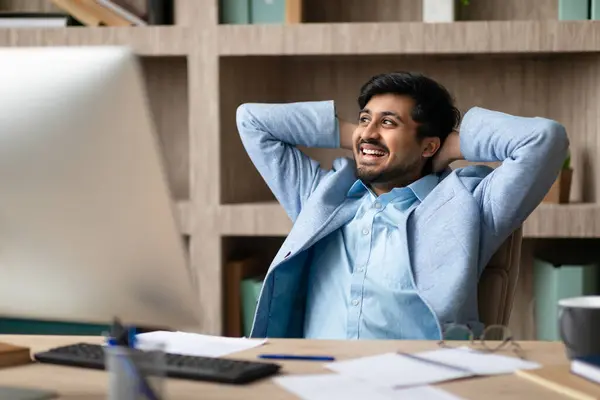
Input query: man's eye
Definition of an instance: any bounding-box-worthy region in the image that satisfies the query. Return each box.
[382,119,395,125]
[359,117,369,123]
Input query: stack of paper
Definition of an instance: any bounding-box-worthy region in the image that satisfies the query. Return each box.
[135,331,267,357]
[274,374,463,400]
[274,346,541,400]
[325,347,541,389]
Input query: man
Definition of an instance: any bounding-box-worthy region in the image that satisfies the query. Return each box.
[236,72,569,340]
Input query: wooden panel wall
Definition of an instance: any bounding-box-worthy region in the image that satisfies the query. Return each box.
[223,53,599,209]
[141,57,189,200]
[548,55,600,204]
[302,0,557,22]
[459,0,557,21]
[303,0,421,23]
[219,57,286,204]
[0,0,60,12]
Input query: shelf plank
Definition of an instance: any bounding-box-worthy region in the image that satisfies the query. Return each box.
[176,200,192,235]
[524,203,600,238]
[219,203,292,236]
[219,20,600,56]
[220,202,600,239]
[0,27,188,55]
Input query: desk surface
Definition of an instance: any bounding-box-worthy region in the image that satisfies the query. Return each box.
[0,335,570,399]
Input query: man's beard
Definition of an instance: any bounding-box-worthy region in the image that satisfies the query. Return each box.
[355,158,421,185]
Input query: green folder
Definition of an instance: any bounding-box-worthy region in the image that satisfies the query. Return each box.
[558,0,590,20]
[592,0,600,19]
[240,278,263,337]
[220,0,250,24]
[250,0,286,24]
[533,259,599,341]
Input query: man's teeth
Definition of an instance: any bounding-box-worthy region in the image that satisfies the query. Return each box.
[362,149,386,156]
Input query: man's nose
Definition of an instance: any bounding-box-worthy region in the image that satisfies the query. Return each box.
[361,121,381,140]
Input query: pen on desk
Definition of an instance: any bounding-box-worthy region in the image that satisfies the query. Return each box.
[258,354,335,361]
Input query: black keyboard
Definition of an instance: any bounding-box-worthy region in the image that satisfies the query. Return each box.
[33,343,281,384]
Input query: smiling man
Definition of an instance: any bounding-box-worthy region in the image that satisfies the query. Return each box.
[236,72,569,340]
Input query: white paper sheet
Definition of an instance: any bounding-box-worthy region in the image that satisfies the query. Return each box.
[135,331,267,357]
[325,347,540,388]
[325,352,473,388]
[417,347,541,375]
[274,374,464,400]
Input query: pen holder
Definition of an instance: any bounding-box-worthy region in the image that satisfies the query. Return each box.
[104,342,166,400]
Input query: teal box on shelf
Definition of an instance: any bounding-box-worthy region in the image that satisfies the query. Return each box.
[220,0,250,24]
[240,278,263,337]
[533,259,599,341]
[593,0,600,19]
[250,0,287,24]
[558,0,590,20]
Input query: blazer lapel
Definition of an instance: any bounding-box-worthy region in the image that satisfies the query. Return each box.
[268,163,360,271]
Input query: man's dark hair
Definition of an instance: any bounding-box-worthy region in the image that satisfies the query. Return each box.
[358,71,461,144]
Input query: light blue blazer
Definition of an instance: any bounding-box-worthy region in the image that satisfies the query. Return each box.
[236,101,569,339]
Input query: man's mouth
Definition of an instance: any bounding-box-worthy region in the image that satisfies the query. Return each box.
[359,143,388,161]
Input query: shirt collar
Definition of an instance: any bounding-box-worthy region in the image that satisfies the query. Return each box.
[347,173,439,203]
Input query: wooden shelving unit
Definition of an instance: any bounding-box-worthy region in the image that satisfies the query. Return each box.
[218,20,600,55]
[220,202,600,239]
[3,0,600,339]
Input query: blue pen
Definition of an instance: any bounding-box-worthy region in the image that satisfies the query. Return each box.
[258,354,335,361]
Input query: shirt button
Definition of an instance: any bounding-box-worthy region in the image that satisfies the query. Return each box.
[352,299,360,306]
[356,267,364,273]
[362,228,370,235]
[374,202,382,209]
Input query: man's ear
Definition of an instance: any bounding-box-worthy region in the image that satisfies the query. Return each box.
[421,137,441,159]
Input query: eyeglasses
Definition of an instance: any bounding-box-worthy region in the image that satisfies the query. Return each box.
[437,324,526,360]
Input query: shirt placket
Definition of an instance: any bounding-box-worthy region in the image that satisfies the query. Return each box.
[346,199,382,339]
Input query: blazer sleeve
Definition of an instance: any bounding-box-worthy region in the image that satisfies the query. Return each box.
[459,107,570,262]
[236,101,340,222]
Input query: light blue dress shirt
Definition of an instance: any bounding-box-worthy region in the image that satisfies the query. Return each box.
[304,174,441,340]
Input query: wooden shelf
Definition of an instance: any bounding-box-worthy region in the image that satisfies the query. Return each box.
[0,27,189,55]
[219,20,600,56]
[220,202,600,239]
[524,203,600,238]
[219,203,291,236]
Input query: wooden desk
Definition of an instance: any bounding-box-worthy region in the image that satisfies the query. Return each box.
[0,335,570,399]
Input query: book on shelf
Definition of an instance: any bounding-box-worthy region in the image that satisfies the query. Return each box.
[96,0,147,25]
[0,12,70,28]
[593,0,600,20]
[224,258,264,337]
[146,0,174,25]
[240,276,263,337]
[51,0,150,26]
[0,341,31,369]
[220,0,250,24]
[221,0,302,24]
[558,0,590,20]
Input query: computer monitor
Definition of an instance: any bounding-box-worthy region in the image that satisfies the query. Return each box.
[0,46,201,331]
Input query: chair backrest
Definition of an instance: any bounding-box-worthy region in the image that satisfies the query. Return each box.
[477,227,523,327]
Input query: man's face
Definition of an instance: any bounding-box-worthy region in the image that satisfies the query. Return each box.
[352,93,439,185]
